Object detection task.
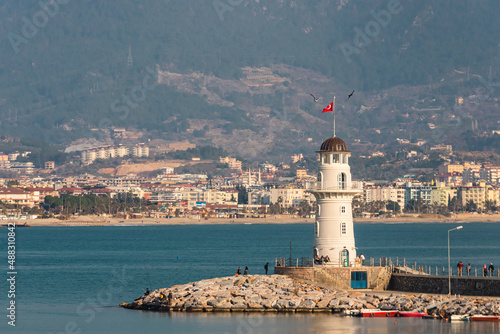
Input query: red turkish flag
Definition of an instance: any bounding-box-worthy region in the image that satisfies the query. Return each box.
[322,102,333,113]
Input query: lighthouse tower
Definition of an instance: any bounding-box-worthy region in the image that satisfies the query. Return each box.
[310,136,361,267]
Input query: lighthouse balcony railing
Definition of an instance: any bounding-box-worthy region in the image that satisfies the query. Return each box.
[275,257,313,268]
[309,182,363,191]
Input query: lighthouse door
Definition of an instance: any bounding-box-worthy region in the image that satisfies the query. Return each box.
[351,272,368,289]
[340,249,349,267]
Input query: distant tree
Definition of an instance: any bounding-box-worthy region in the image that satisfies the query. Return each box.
[465,200,477,212]
[386,201,401,212]
[6,180,19,187]
[448,196,461,213]
[405,199,417,213]
[236,186,248,204]
[485,200,497,212]
[297,200,311,217]
[268,202,281,214]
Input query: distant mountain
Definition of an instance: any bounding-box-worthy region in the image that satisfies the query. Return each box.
[0,0,499,159]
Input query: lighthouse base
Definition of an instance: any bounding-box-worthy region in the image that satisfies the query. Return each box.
[274,266,392,291]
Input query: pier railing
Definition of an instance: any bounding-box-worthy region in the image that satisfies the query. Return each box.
[309,182,363,191]
[275,255,500,277]
[275,257,313,268]
[365,257,500,278]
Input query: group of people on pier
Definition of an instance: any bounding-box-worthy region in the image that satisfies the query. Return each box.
[235,266,249,276]
[457,261,495,277]
[314,255,330,265]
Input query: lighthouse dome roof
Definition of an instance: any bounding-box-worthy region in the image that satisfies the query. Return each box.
[318,136,350,152]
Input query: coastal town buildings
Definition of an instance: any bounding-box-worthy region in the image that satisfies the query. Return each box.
[0,145,499,221]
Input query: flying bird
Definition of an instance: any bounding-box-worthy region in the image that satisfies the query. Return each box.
[309,93,320,102]
[347,90,355,100]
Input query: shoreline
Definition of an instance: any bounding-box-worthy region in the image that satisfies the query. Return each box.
[6,213,500,227]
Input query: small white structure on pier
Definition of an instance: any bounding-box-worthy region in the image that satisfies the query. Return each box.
[310,136,361,267]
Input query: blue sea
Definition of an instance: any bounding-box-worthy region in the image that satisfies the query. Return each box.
[1,222,500,333]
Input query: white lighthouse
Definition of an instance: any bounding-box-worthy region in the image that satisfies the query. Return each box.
[310,135,361,267]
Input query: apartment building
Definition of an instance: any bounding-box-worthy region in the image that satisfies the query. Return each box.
[430,182,456,207]
[458,181,499,210]
[269,187,312,208]
[132,143,149,157]
[364,185,405,211]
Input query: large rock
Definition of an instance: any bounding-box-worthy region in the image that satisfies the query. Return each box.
[328,299,340,308]
[214,301,233,309]
[365,297,380,307]
[261,298,278,309]
[363,303,377,309]
[208,298,229,308]
[232,303,247,309]
[299,300,317,308]
[304,291,324,301]
[402,301,413,311]
[288,297,302,308]
[247,301,264,309]
[379,303,395,310]
[273,299,289,309]
[210,291,231,299]
[317,295,336,308]
[231,297,246,305]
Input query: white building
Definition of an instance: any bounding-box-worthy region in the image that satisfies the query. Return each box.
[132,143,150,157]
[220,157,242,171]
[310,136,362,267]
[115,145,129,158]
[291,153,303,163]
[364,185,405,211]
[479,166,500,185]
[269,187,311,207]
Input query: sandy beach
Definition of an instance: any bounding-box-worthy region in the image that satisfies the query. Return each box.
[6,213,500,227]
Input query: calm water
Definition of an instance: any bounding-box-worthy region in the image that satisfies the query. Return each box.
[1,222,499,333]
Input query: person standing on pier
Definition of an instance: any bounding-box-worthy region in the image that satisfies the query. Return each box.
[457,261,464,276]
[264,262,269,275]
[466,263,471,276]
[489,263,494,277]
[483,264,488,277]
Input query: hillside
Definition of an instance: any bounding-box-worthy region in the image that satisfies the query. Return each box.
[0,1,499,160]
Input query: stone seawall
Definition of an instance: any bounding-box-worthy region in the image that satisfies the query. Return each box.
[274,267,314,280]
[389,274,500,297]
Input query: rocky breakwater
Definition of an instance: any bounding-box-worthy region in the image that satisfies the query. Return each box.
[121,275,343,312]
[120,275,500,317]
[341,293,500,318]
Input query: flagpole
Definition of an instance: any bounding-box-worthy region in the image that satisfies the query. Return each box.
[333,96,336,137]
